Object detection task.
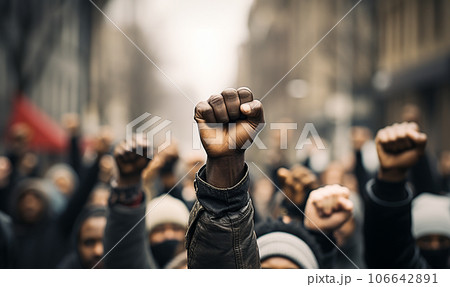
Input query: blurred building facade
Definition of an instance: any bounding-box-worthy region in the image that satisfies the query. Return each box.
[0,0,162,148]
[237,0,450,163]
[0,0,109,146]
[237,0,376,162]
[375,0,450,153]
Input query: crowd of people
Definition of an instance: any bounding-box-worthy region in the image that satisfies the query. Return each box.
[1,87,449,269]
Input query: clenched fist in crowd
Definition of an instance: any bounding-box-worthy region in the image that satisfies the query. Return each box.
[375,122,427,182]
[277,165,319,206]
[194,87,264,187]
[304,185,354,234]
[113,137,150,188]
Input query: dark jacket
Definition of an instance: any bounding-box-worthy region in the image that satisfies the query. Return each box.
[186,164,260,268]
[103,185,157,269]
[58,206,107,269]
[10,158,100,268]
[363,178,429,268]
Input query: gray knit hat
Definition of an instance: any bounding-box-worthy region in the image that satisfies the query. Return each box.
[412,193,450,239]
[257,231,319,269]
[146,195,189,233]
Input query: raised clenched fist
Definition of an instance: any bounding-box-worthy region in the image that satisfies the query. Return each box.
[113,137,150,187]
[376,122,427,182]
[277,165,319,206]
[194,87,265,158]
[304,185,353,233]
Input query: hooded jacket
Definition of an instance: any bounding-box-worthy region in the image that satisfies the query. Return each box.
[58,206,107,269]
[10,158,100,268]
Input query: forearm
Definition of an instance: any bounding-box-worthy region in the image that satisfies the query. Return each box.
[104,184,154,269]
[364,178,427,268]
[206,153,245,188]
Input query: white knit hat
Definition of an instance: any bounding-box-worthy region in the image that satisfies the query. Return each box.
[146,195,190,233]
[257,231,319,269]
[412,193,450,239]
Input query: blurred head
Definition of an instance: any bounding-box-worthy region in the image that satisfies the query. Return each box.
[87,184,110,207]
[146,195,189,268]
[13,179,50,224]
[77,209,107,269]
[45,164,78,197]
[9,123,32,154]
[412,193,450,268]
[17,190,46,224]
[256,219,320,269]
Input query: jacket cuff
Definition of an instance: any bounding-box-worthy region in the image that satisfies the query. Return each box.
[109,183,144,206]
[195,163,250,216]
[366,178,413,208]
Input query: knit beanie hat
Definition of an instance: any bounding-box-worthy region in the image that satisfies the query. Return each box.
[412,193,450,239]
[257,231,319,269]
[146,195,189,233]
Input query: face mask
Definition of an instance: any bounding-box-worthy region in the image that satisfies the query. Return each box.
[420,247,450,269]
[150,240,180,268]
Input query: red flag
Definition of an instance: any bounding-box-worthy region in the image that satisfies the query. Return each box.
[7,94,68,153]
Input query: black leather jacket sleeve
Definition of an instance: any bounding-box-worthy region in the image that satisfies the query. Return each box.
[364,178,429,268]
[186,164,261,269]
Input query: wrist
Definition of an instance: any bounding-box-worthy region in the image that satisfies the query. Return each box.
[377,168,407,182]
[117,175,142,188]
[206,153,245,188]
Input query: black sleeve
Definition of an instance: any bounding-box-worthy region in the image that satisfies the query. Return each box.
[186,164,261,269]
[363,178,429,268]
[58,157,101,237]
[104,185,154,269]
[68,136,82,177]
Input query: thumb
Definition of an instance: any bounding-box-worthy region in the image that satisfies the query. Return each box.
[277,167,290,185]
[240,100,264,125]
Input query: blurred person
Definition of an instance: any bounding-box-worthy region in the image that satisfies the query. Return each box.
[6,123,39,179]
[255,219,322,269]
[256,185,354,269]
[103,138,156,269]
[8,141,105,268]
[58,206,107,268]
[103,139,189,269]
[146,195,189,268]
[412,193,450,269]
[87,183,111,207]
[364,122,450,268]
